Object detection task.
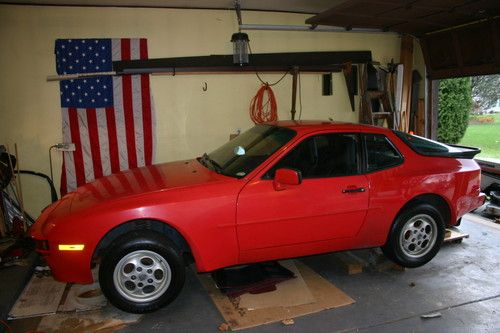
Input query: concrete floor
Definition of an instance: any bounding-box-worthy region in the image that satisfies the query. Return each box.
[4,214,500,332]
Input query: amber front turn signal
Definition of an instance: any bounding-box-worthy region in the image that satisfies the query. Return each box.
[58,244,85,251]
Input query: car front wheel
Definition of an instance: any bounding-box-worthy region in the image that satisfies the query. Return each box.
[99,231,185,313]
[382,203,445,268]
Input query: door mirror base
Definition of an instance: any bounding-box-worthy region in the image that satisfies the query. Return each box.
[273,168,302,191]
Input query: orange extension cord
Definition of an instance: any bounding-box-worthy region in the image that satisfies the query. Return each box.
[249,84,278,124]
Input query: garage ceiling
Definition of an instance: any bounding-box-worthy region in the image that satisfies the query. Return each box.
[306,0,500,36]
[306,1,500,79]
[3,0,499,78]
[0,0,341,14]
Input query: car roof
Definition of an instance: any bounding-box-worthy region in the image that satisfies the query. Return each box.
[266,120,391,135]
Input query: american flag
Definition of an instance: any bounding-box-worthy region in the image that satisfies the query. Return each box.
[55,38,154,195]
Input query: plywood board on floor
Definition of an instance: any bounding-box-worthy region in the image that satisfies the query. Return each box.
[9,275,67,319]
[197,260,354,331]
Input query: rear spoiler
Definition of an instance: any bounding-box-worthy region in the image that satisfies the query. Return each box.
[444,144,482,159]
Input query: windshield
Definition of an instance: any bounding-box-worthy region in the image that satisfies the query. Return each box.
[203,125,296,178]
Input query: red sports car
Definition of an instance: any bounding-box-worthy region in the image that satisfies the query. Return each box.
[31,121,485,313]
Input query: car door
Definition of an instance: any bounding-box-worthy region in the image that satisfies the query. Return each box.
[236,132,370,253]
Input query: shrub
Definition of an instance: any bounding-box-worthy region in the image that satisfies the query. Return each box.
[438,78,472,144]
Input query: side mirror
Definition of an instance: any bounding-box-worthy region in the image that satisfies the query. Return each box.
[273,168,302,191]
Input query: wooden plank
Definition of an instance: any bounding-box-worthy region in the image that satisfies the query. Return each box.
[444,227,469,243]
[332,252,364,275]
[342,62,356,111]
[197,261,354,331]
[375,261,406,273]
[0,203,7,237]
[399,34,414,132]
[416,98,425,136]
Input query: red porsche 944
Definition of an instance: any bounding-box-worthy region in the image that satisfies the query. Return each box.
[31,121,485,313]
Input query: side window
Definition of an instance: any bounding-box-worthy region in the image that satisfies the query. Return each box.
[266,133,360,179]
[364,134,403,172]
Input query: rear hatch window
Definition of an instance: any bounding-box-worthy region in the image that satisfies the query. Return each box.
[393,131,480,159]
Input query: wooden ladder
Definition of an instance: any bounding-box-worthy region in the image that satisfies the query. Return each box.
[359,63,394,129]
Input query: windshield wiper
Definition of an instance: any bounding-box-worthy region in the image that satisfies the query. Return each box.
[202,153,223,174]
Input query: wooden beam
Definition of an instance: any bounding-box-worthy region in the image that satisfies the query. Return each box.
[399,34,414,132]
[0,204,6,237]
[113,51,373,74]
[342,62,356,111]
[417,98,425,136]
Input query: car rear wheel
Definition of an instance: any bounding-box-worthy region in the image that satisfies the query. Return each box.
[99,231,185,313]
[382,203,445,268]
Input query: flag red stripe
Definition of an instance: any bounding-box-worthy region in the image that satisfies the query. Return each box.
[68,108,85,187]
[140,39,152,165]
[139,38,148,59]
[121,39,137,169]
[105,107,120,174]
[87,108,103,179]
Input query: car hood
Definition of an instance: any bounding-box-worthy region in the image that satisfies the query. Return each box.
[69,158,231,213]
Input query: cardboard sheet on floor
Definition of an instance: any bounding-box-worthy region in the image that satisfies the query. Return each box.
[36,307,142,333]
[197,260,354,330]
[237,260,315,310]
[8,275,67,319]
[58,282,107,312]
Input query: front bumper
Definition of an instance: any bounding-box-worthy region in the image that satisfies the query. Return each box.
[31,196,94,284]
[34,241,94,284]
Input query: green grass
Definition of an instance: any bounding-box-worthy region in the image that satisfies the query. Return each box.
[459,113,500,159]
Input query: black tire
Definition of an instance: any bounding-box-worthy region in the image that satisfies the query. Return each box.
[99,231,185,313]
[381,203,445,268]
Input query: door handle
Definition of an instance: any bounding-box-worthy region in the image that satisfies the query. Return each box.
[342,187,366,194]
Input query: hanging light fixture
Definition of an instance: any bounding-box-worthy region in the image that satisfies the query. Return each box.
[231,32,249,66]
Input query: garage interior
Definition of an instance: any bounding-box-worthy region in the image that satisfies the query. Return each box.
[0,0,499,332]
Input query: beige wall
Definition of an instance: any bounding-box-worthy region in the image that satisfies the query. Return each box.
[0,5,423,217]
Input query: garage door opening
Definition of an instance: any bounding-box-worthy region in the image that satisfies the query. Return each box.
[438,74,500,161]
[462,74,500,161]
